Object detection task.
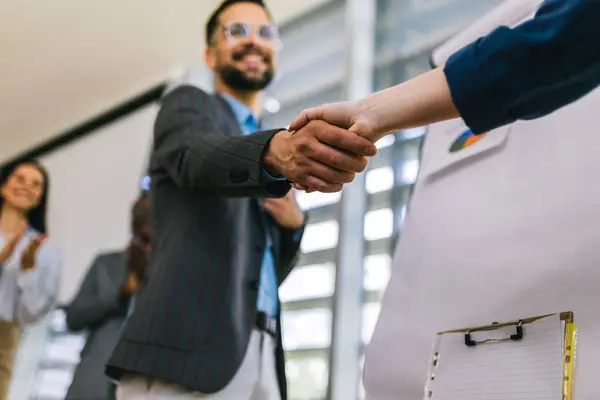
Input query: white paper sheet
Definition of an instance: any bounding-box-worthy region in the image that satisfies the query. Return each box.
[426,314,563,400]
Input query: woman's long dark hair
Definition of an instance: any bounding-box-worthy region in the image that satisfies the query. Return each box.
[0,160,50,234]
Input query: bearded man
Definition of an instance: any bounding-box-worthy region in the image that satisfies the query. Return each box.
[104,1,377,399]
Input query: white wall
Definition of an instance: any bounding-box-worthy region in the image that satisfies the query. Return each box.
[165,62,213,94]
[40,104,157,302]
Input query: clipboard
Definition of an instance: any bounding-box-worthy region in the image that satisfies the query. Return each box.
[423,312,577,400]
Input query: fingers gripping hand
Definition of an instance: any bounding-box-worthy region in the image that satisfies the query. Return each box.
[267,121,377,193]
[289,120,377,193]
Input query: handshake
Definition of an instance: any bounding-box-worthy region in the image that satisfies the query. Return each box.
[263,99,386,193]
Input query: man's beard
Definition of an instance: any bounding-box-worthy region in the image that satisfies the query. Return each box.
[217,64,274,91]
[216,46,275,91]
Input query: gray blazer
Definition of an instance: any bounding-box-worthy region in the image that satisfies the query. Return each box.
[65,252,130,400]
[106,86,305,400]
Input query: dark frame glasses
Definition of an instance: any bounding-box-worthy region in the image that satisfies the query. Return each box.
[222,22,282,48]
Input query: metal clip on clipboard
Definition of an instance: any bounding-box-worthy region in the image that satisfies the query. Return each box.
[464,319,524,346]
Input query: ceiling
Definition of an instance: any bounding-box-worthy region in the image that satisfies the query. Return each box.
[0,0,328,163]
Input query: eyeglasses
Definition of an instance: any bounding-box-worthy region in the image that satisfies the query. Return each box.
[223,22,282,46]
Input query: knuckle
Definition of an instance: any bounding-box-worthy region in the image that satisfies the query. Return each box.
[325,169,336,183]
[305,119,319,128]
[303,121,317,134]
[306,119,326,133]
[330,153,341,169]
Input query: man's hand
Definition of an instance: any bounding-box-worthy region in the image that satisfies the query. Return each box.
[120,272,140,298]
[263,190,305,230]
[21,234,47,271]
[127,237,150,281]
[263,120,377,193]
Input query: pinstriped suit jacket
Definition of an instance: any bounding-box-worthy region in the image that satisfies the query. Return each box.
[105,85,305,399]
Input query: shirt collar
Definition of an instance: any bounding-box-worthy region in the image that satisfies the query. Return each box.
[219,93,258,127]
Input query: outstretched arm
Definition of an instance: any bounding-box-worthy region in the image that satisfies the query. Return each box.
[152,85,291,198]
[154,86,376,194]
[291,0,600,140]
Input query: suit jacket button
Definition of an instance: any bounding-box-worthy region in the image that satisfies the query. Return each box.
[230,169,249,183]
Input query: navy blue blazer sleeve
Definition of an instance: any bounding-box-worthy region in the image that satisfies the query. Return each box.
[444,0,600,134]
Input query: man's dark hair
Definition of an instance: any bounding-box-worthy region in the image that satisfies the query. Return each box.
[205,0,269,46]
[131,193,150,235]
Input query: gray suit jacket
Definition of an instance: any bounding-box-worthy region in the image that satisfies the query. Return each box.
[65,252,130,400]
[106,86,305,399]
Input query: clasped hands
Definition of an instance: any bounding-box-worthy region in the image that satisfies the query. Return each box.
[263,100,382,193]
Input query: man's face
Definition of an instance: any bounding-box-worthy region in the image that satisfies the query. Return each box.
[206,2,278,91]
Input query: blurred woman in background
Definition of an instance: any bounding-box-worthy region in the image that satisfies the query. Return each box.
[0,161,61,399]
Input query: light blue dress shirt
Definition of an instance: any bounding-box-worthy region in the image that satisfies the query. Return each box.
[220,93,280,318]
